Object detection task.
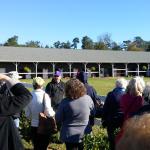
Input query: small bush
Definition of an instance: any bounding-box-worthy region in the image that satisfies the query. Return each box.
[84,126,109,150]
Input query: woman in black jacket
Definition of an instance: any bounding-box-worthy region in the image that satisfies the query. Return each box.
[0,74,32,150]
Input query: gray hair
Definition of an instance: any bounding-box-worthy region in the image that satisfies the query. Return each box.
[143,82,150,103]
[115,78,128,89]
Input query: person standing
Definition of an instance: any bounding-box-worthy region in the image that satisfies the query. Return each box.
[25,77,55,150]
[7,71,23,128]
[0,73,32,150]
[102,78,128,150]
[45,70,65,111]
[115,76,145,145]
[56,79,95,150]
[76,71,102,106]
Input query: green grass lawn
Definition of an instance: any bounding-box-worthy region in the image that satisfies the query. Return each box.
[21,76,150,96]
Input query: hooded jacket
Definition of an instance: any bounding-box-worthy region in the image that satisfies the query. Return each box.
[77,71,101,104]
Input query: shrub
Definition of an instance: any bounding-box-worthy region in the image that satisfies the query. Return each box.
[84,125,109,150]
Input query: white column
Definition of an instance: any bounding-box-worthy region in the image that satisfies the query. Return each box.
[112,63,114,77]
[35,62,38,77]
[84,63,87,73]
[125,63,128,76]
[69,63,72,77]
[52,63,55,75]
[15,62,18,71]
[148,64,150,71]
[137,63,139,76]
[33,62,38,77]
[98,63,101,78]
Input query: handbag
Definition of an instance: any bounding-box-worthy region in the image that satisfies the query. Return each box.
[37,93,58,135]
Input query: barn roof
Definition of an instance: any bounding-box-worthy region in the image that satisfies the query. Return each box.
[0,46,150,63]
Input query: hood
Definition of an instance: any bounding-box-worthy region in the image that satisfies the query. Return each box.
[76,71,88,84]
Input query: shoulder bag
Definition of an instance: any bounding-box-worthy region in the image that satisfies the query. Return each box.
[37,93,58,135]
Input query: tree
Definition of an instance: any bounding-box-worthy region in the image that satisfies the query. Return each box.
[45,45,49,48]
[98,33,112,48]
[53,41,61,48]
[111,42,122,50]
[81,36,93,49]
[4,35,18,46]
[133,36,144,49]
[72,37,79,49]
[60,41,71,49]
[122,40,131,50]
[94,42,107,50]
[25,41,41,48]
[127,43,143,51]
[146,44,150,51]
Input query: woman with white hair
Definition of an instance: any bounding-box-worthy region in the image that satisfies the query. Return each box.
[102,78,128,150]
[116,76,145,145]
[25,77,55,150]
[120,76,145,121]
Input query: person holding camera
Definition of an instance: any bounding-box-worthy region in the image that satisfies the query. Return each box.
[0,73,32,150]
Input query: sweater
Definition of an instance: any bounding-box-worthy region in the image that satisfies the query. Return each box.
[56,95,95,143]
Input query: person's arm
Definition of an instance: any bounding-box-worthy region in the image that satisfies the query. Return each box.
[45,82,52,97]
[0,74,32,115]
[90,86,102,107]
[44,93,55,117]
[55,99,65,123]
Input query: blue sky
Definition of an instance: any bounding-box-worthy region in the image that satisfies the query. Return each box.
[0,0,150,48]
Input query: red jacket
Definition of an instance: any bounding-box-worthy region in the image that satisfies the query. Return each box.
[120,93,144,121]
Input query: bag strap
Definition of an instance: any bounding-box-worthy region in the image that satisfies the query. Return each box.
[42,93,46,113]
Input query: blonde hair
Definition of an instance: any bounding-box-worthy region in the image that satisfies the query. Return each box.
[116,113,150,150]
[126,76,145,96]
[65,79,86,99]
[33,77,45,89]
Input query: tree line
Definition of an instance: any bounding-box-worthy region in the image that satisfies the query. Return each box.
[1,34,150,51]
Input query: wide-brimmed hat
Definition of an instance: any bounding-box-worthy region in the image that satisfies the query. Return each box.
[8,71,22,80]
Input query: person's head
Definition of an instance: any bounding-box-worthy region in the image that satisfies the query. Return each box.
[53,70,62,83]
[143,82,150,104]
[65,79,86,99]
[76,71,88,84]
[116,113,150,150]
[115,78,128,89]
[126,76,145,96]
[8,71,22,81]
[32,77,45,90]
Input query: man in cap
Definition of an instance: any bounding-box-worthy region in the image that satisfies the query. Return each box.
[45,70,65,111]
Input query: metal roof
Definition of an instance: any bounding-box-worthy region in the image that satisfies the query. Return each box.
[0,46,150,63]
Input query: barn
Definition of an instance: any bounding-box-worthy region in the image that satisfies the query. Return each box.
[0,46,150,78]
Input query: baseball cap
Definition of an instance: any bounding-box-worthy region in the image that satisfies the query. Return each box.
[54,70,62,77]
[8,71,22,80]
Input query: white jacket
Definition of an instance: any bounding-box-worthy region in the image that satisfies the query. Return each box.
[25,89,55,127]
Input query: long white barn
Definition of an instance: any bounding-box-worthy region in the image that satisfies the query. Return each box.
[0,46,150,78]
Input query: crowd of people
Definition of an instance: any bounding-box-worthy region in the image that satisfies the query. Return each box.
[0,70,150,150]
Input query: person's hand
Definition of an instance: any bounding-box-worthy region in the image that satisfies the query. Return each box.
[0,74,10,81]
[95,100,104,108]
